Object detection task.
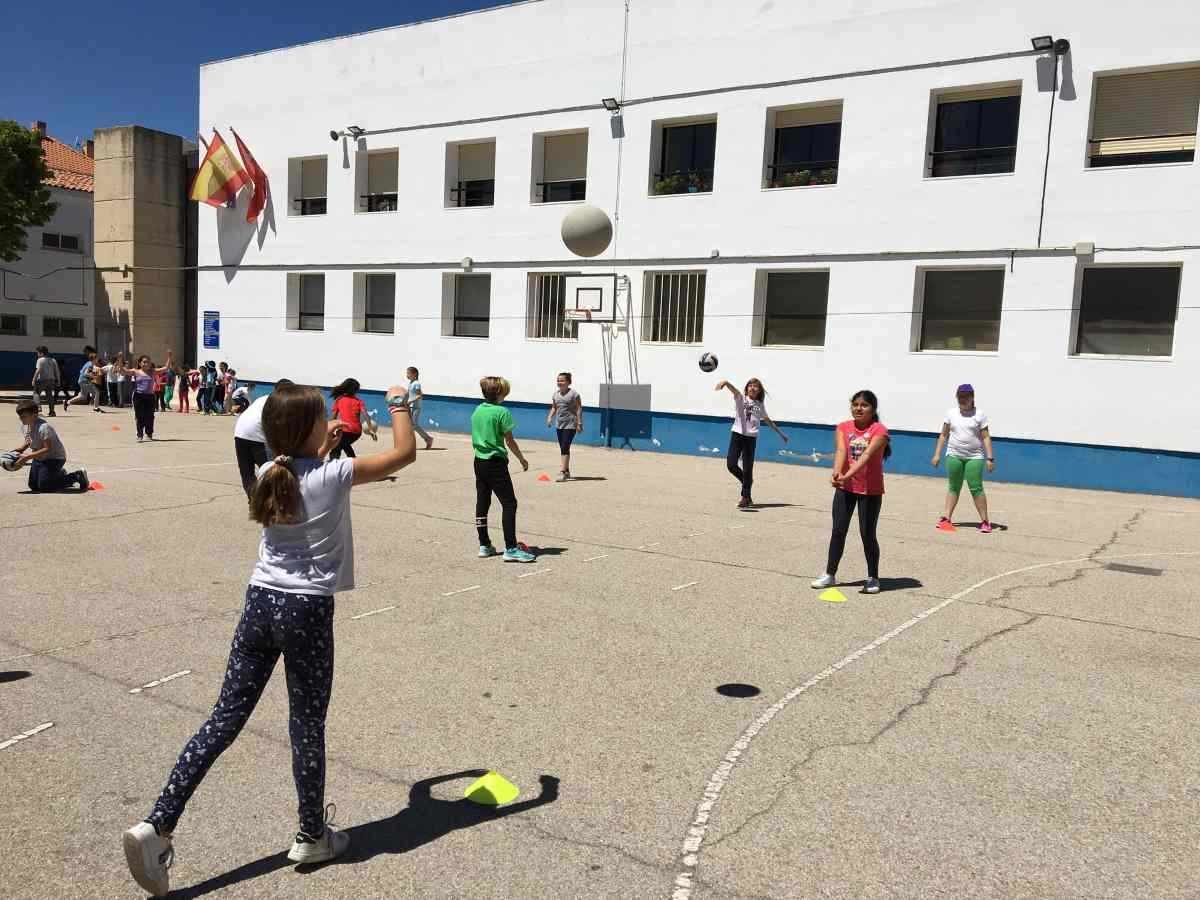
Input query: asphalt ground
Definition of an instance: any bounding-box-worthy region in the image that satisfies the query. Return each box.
[1,399,1197,899]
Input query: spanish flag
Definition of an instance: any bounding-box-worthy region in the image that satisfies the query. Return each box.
[190,130,249,208]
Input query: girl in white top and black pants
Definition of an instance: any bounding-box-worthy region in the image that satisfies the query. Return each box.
[716,378,788,508]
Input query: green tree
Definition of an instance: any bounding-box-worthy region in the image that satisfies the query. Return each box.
[0,120,58,263]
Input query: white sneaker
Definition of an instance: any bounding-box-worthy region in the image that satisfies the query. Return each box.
[287,805,350,864]
[810,573,836,589]
[123,822,173,897]
[863,578,881,594]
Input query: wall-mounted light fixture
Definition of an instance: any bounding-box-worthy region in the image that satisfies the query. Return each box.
[329,126,367,142]
[601,98,621,113]
[1030,35,1054,51]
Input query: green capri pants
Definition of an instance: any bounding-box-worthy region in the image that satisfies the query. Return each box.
[946,456,985,497]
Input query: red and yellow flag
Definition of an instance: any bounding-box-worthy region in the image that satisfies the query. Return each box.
[189,130,249,208]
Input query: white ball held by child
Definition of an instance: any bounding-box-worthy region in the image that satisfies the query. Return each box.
[1,451,21,472]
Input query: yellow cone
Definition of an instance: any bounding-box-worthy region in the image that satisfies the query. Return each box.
[464,771,520,806]
[819,588,847,603]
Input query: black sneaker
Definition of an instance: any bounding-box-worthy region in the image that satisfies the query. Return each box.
[76,469,89,492]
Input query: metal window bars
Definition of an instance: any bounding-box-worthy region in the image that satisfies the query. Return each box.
[651,168,714,195]
[766,159,839,187]
[359,193,399,212]
[536,179,587,203]
[645,272,706,343]
[293,197,328,216]
[928,145,1017,177]
[527,274,579,340]
[449,179,495,207]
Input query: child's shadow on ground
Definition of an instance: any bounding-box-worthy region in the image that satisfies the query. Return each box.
[952,521,1009,531]
[843,577,923,592]
[524,545,568,557]
[171,771,559,898]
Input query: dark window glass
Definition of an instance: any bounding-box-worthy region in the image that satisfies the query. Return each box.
[454,275,491,337]
[1076,267,1180,356]
[364,275,395,334]
[0,314,26,335]
[298,198,327,216]
[59,234,81,251]
[542,180,587,202]
[762,272,829,346]
[299,275,325,331]
[42,233,61,249]
[364,194,398,212]
[920,270,1004,351]
[655,123,716,193]
[453,179,495,207]
[932,96,1020,177]
[771,123,841,187]
[43,317,84,339]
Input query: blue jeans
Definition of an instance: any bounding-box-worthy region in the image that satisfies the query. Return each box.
[196,386,211,413]
[28,458,77,492]
[147,585,335,835]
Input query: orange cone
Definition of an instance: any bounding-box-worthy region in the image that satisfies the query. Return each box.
[537,473,551,482]
[111,425,120,431]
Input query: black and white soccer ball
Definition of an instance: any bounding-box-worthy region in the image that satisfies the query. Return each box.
[698,352,719,373]
[1,451,21,472]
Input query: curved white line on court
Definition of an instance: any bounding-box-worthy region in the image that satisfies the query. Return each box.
[670,549,1200,899]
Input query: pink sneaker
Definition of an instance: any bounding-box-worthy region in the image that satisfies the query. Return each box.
[978,521,993,534]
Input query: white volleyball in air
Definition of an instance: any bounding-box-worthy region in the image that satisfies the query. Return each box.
[561,205,614,258]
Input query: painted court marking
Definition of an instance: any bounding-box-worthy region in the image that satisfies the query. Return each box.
[0,722,54,751]
[442,585,481,597]
[518,568,551,579]
[129,670,191,694]
[672,581,700,592]
[584,554,609,562]
[351,605,397,621]
[638,542,661,550]
[669,549,1200,899]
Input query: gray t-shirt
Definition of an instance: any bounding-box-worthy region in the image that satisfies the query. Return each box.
[34,357,58,384]
[24,419,66,460]
[249,457,355,595]
[551,388,580,430]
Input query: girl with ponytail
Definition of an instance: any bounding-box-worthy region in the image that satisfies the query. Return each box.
[124,384,417,897]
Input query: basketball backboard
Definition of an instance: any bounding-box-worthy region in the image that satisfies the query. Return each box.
[563,274,617,323]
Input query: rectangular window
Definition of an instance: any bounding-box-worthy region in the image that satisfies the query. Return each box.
[536,132,588,203]
[359,150,399,212]
[299,274,325,331]
[0,314,27,336]
[449,141,496,208]
[526,274,580,340]
[453,274,491,337]
[1089,67,1199,167]
[363,274,396,333]
[643,272,706,343]
[918,269,1004,351]
[930,88,1021,177]
[41,232,81,252]
[289,157,328,216]
[767,105,842,188]
[1075,266,1180,356]
[43,317,84,339]
[653,121,717,195]
[758,272,829,346]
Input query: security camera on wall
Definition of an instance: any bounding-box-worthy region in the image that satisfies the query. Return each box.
[329,130,341,142]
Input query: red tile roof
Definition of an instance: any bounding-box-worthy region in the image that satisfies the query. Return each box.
[41,136,94,193]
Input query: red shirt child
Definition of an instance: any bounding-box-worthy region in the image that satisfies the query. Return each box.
[332,395,365,434]
[836,419,889,495]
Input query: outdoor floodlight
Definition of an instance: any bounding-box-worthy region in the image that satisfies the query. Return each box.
[329,130,341,142]
[1030,35,1054,51]
[601,98,621,113]
[346,125,366,139]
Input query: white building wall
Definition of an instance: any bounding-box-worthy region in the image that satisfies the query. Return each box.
[197,0,1200,454]
[1,186,95,358]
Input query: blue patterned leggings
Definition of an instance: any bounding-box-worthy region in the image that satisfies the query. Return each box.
[147,585,335,836]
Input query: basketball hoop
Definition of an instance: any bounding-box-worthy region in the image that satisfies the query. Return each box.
[564,308,593,323]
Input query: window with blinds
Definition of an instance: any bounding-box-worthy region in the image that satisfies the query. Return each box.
[527,274,579,340]
[364,274,396,334]
[453,274,491,337]
[1075,267,1180,356]
[289,157,327,216]
[643,272,706,344]
[1089,67,1200,167]
[298,274,325,331]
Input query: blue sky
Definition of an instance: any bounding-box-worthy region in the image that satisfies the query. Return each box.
[2,0,511,148]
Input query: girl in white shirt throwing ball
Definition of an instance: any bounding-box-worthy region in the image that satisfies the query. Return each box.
[931,383,995,533]
[716,378,788,509]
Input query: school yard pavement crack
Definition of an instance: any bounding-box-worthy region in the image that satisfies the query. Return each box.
[702,611,1040,852]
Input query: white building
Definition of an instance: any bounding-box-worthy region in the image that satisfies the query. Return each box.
[197,0,1200,496]
[1,122,94,383]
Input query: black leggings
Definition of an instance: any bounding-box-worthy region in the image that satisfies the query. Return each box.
[235,437,268,497]
[474,456,517,549]
[826,490,883,579]
[329,431,361,459]
[726,432,757,499]
[133,392,156,439]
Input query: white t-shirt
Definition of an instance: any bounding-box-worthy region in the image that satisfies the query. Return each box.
[104,364,119,383]
[234,395,268,443]
[250,457,355,595]
[732,395,767,436]
[944,407,990,459]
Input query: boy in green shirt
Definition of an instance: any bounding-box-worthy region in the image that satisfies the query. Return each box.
[471,376,533,562]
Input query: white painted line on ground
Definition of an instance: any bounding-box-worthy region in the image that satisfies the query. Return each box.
[672,581,700,591]
[0,722,54,751]
[687,532,706,538]
[442,585,481,597]
[87,462,233,475]
[669,548,1200,900]
[727,524,745,530]
[638,542,661,550]
[584,554,609,562]
[351,605,397,621]
[517,568,550,579]
[129,670,191,694]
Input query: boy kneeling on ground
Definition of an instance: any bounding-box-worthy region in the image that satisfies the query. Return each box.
[12,399,88,493]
